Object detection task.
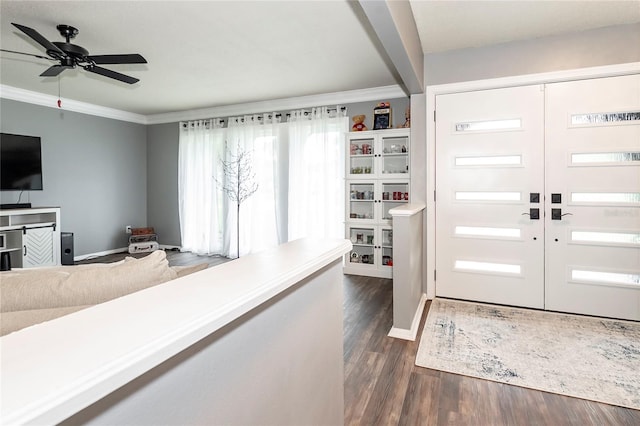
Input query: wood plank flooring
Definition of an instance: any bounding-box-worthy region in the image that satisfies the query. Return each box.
[344,274,640,426]
[79,251,639,425]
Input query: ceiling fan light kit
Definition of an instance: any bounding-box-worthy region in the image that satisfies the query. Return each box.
[5,23,147,84]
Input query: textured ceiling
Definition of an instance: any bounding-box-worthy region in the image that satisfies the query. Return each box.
[1,1,638,117]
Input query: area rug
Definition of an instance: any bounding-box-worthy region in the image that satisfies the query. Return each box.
[415,298,640,410]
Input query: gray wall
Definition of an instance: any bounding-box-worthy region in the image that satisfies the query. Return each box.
[425,23,640,86]
[146,123,181,246]
[0,99,147,256]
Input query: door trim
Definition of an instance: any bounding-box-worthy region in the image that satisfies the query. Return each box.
[425,62,640,299]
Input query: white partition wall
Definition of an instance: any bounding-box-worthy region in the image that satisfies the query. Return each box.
[1,238,350,425]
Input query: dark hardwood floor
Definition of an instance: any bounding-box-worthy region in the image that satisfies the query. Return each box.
[79,251,639,425]
[76,248,230,268]
[343,274,640,426]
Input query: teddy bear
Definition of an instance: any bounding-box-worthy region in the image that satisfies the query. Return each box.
[352,114,368,131]
[398,107,410,128]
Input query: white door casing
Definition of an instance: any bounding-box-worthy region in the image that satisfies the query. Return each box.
[545,74,640,321]
[435,85,545,309]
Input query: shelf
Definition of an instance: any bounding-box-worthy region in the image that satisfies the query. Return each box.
[0,222,57,232]
[0,247,21,253]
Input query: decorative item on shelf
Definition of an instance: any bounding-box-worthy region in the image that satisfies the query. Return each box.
[361,254,370,264]
[373,102,391,130]
[397,107,410,128]
[350,144,358,155]
[350,251,360,263]
[356,233,364,244]
[367,235,374,245]
[352,114,368,131]
[361,143,371,154]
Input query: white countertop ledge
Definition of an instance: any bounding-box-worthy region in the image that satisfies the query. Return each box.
[389,202,426,216]
[0,238,352,425]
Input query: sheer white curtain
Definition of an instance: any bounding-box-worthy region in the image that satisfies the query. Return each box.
[226,114,284,257]
[178,119,227,255]
[288,107,348,241]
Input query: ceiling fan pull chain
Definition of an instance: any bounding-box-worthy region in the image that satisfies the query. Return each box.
[57,76,62,108]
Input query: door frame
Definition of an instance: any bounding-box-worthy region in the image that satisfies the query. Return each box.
[424,62,640,300]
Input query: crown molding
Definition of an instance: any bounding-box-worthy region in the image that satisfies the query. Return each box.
[144,85,407,124]
[0,83,406,126]
[0,85,148,124]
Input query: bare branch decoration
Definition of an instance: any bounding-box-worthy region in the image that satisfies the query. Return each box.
[216,145,259,258]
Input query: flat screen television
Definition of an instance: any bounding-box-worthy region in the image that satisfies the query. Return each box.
[0,133,43,191]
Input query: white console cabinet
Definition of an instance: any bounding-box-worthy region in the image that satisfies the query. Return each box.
[0,207,61,269]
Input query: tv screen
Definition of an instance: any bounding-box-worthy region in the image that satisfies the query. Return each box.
[0,133,43,191]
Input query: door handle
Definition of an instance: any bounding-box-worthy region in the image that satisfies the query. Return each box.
[522,208,540,220]
[551,208,573,220]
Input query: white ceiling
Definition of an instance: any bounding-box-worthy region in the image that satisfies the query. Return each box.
[1,1,639,117]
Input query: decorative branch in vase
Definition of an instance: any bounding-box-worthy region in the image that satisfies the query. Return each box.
[217,145,258,259]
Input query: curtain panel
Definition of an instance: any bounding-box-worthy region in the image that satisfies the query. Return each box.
[178,108,348,257]
[287,107,348,241]
[178,119,226,255]
[226,114,284,257]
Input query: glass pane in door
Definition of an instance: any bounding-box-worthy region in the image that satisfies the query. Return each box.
[349,183,375,220]
[381,136,409,175]
[381,182,408,220]
[349,138,375,175]
[348,226,375,265]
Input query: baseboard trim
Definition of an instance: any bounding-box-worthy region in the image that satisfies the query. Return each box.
[74,247,128,261]
[388,293,428,341]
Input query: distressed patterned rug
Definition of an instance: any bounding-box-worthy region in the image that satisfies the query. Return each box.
[415,298,640,410]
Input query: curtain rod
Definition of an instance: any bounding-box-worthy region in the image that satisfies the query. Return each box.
[181,106,348,127]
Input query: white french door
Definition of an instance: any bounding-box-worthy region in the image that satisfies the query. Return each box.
[435,85,545,309]
[435,75,640,320]
[545,75,640,321]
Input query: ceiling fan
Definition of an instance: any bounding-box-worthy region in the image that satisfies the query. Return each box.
[2,23,147,84]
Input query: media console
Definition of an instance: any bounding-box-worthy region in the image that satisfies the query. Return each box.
[0,207,61,269]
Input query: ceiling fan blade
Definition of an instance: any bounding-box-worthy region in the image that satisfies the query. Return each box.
[87,54,147,64]
[40,65,72,77]
[84,65,139,84]
[0,48,55,61]
[12,23,64,56]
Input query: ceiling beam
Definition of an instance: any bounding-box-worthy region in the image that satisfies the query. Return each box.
[358,0,424,95]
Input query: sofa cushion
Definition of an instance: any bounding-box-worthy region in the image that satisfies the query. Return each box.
[1,250,177,312]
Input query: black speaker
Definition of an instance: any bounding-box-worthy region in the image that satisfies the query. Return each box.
[0,251,11,271]
[61,232,74,265]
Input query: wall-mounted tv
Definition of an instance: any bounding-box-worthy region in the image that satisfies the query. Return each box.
[0,133,43,191]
